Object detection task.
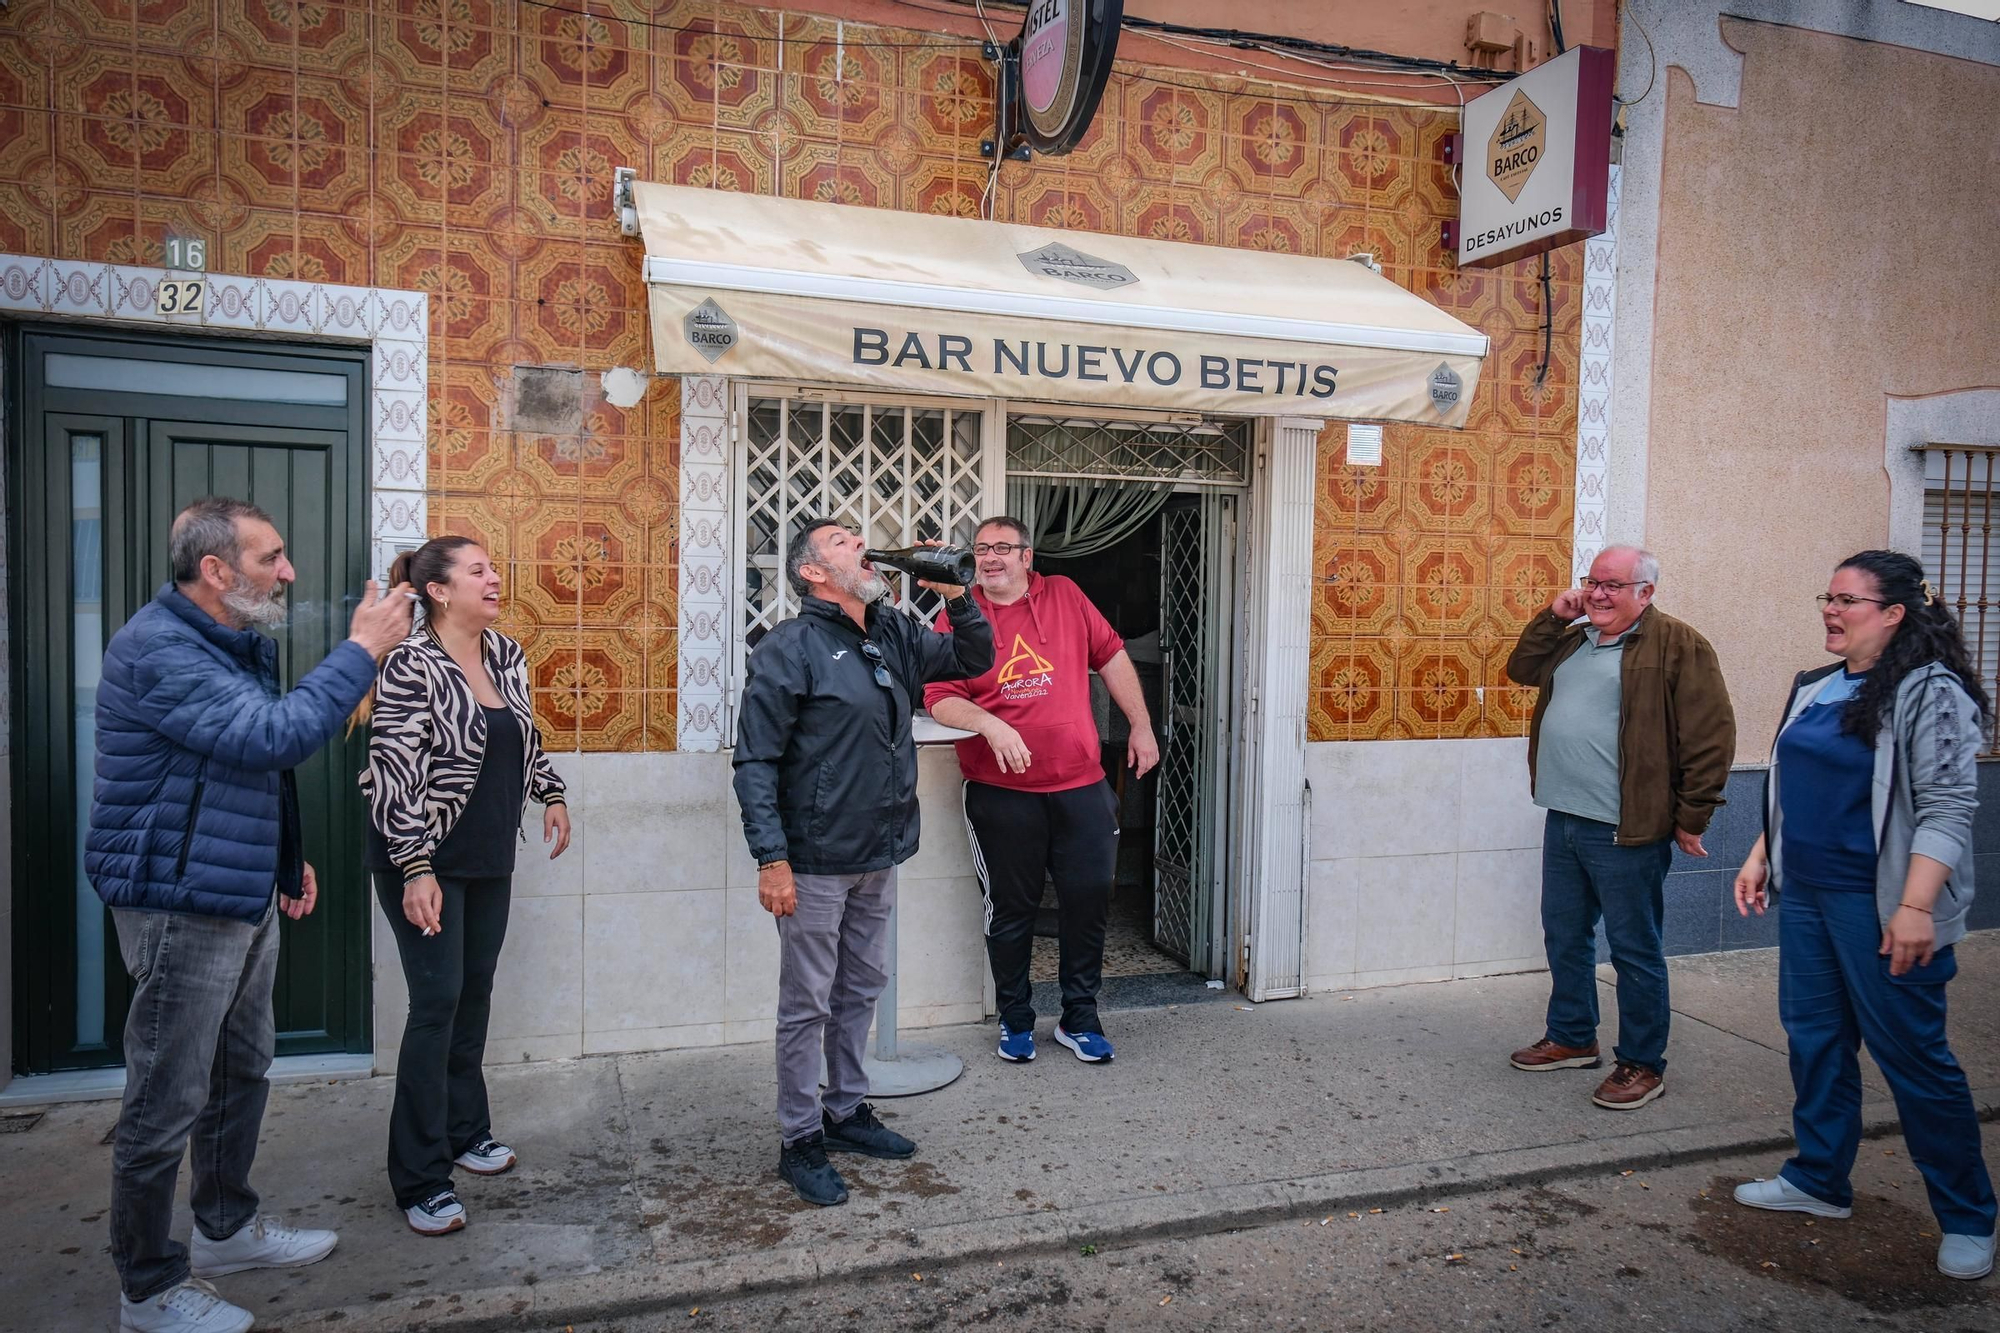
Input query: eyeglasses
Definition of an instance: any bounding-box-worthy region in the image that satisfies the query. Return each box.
[972,542,1023,557]
[1580,577,1651,595]
[1815,593,1890,612]
[859,639,893,691]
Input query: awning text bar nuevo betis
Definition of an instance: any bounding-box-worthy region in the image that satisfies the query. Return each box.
[637,182,1488,425]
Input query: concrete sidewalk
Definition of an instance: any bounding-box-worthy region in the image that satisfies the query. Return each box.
[4,938,1996,1332]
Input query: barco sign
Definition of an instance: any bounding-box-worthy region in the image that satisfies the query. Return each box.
[1456,46,1614,269]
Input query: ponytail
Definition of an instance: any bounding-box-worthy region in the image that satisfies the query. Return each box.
[347,535,479,734]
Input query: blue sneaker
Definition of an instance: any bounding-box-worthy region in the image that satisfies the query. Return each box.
[1054,1025,1114,1063]
[996,1022,1036,1063]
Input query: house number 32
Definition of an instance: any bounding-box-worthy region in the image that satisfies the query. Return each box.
[156,278,205,314]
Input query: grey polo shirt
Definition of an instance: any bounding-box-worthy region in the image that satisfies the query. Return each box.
[1533,626,1626,826]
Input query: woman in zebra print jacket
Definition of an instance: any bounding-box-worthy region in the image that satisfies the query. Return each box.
[360,534,569,1237]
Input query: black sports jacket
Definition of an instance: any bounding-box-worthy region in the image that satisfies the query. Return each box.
[732,593,992,876]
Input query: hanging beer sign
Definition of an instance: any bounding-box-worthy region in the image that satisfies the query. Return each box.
[1456,45,1615,269]
[1015,0,1122,155]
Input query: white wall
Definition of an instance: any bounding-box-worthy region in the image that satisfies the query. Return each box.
[1303,738,1547,992]
[371,737,1548,1069]
[371,746,990,1072]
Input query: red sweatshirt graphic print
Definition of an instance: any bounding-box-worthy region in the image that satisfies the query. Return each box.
[925,574,1124,792]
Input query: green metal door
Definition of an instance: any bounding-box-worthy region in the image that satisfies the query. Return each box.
[8,327,371,1074]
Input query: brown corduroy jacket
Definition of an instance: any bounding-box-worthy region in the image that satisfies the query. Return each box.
[1505,604,1736,846]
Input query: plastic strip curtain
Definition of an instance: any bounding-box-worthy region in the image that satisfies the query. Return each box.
[1007,476,1173,558]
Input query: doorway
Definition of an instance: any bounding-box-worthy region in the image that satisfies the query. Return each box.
[1007,413,1247,984]
[7,326,372,1074]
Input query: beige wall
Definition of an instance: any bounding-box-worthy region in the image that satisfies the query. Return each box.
[1644,20,2000,762]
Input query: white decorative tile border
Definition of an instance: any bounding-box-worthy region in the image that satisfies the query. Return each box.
[678,374,731,752]
[0,255,427,580]
[1573,165,1619,579]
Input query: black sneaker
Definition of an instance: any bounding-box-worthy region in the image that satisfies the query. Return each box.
[777,1133,849,1206]
[822,1102,916,1159]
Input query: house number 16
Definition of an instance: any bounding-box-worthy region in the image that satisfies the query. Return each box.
[164,236,207,271]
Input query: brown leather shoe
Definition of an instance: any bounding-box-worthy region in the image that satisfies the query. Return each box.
[1592,1061,1665,1110]
[1510,1038,1602,1072]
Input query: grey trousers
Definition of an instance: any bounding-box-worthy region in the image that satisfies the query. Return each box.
[109,904,279,1301]
[774,868,896,1145]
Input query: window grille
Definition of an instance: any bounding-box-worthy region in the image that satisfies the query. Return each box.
[1920,444,2000,754]
[1006,414,1252,486]
[732,393,987,721]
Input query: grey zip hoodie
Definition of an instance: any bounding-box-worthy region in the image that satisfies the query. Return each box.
[1765,662,1981,948]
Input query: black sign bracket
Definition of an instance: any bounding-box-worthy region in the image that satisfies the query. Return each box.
[979,40,1033,163]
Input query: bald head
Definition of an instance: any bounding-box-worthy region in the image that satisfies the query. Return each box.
[1584,546,1657,638]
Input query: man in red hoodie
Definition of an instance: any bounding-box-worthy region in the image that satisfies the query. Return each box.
[926,517,1159,1064]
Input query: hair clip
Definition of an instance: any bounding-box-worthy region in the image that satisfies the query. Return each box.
[1922,578,1942,606]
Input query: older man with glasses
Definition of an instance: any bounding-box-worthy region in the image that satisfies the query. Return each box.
[1503,545,1735,1110]
[733,518,992,1207]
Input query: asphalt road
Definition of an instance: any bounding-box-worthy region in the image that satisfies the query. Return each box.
[566,1125,2000,1333]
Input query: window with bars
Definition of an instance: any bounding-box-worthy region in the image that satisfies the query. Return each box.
[1920,444,2000,754]
[732,393,989,719]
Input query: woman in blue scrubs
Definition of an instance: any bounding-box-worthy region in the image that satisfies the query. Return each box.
[1732,550,1994,1281]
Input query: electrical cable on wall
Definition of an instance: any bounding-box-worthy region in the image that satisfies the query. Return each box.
[1533,0,1568,391]
[1617,0,1658,108]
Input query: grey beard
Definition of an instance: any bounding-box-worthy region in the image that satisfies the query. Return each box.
[833,565,890,604]
[222,580,289,629]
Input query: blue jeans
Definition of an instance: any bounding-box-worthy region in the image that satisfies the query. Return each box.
[1539,810,1673,1072]
[109,905,279,1300]
[1777,882,1996,1235]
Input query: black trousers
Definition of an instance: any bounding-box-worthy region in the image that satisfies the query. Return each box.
[373,872,512,1209]
[963,779,1120,1034]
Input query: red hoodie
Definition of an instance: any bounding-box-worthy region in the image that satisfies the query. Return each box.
[925,573,1124,793]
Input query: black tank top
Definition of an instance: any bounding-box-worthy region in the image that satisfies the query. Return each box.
[366,705,525,878]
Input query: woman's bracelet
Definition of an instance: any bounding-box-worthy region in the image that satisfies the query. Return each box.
[1898,901,1933,915]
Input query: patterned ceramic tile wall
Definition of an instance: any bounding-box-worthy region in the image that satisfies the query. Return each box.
[0,0,1581,750]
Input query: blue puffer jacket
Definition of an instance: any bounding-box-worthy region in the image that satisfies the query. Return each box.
[86,584,378,922]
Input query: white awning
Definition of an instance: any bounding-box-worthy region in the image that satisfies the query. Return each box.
[637,181,1486,425]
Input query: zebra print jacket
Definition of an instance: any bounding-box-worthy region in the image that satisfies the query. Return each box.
[360,628,565,884]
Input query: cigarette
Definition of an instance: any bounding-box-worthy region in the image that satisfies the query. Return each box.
[422,926,437,936]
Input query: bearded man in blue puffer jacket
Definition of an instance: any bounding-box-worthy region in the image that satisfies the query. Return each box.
[87,497,413,1333]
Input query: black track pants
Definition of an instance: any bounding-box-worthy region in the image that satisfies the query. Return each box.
[963,779,1120,1034]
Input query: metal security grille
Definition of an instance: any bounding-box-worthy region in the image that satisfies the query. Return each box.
[1920,444,2000,754]
[1152,493,1235,969]
[1153,505,1205,962]
[1007,415,1251,485]
[734,395,986,712]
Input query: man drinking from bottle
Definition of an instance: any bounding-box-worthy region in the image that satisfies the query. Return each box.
[925,517,1159,1065]
[733,519,992,1206]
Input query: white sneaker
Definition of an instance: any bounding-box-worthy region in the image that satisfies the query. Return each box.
[189,1213,338,1277]
[406,1189,467,1236]
[1732,1174,1852,1218]
[120,1278,253,1333]
[453,1137,518,1175]
[1939,1232,1996,1280]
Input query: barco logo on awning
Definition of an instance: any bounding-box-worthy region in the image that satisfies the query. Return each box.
[683,297,738,363]
[1016,242,1138,290]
